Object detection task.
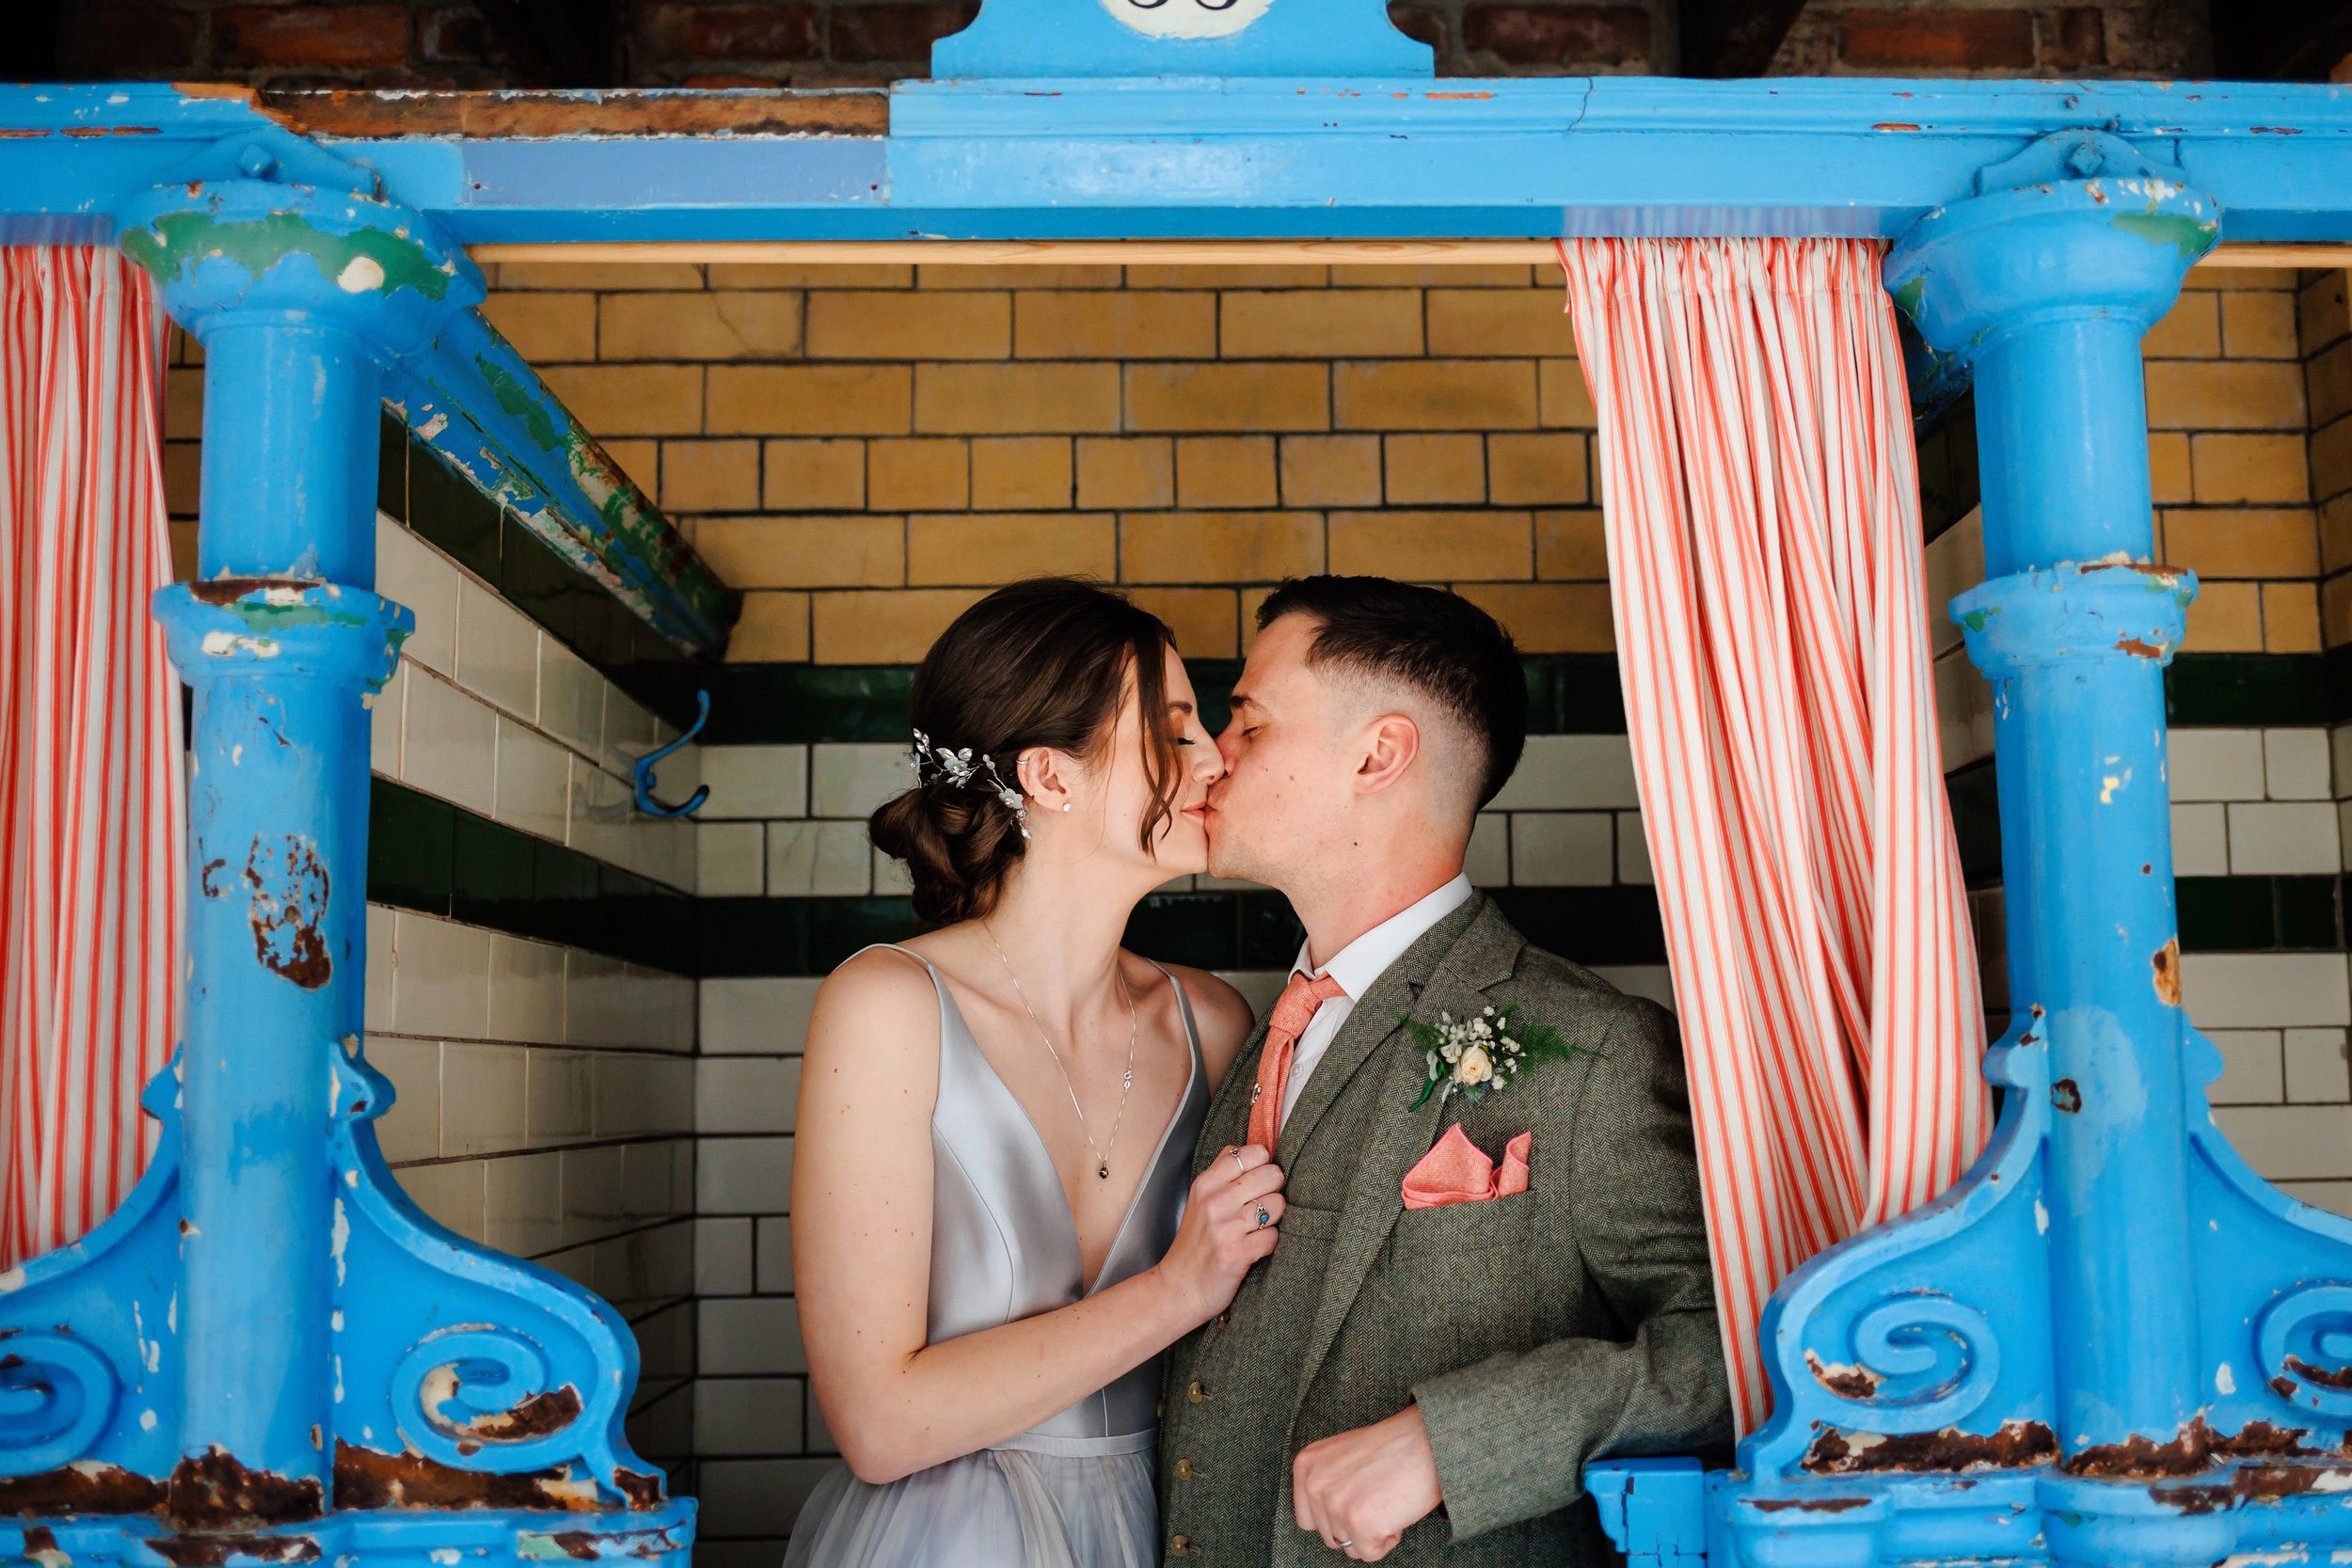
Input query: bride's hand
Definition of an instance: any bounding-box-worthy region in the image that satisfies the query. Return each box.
[1152,1143,1287,1327]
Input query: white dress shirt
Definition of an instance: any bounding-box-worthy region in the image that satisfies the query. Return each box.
[1276,872,1475,1131]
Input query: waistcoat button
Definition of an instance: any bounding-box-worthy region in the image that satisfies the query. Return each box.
[1175,1458,1193,1480]
[1170,1535,1191,1556]
[1187,1380,1207,1403]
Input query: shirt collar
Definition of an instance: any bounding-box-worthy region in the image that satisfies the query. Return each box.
[1294,872,1475,999]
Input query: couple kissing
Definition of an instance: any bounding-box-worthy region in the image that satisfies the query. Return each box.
[785,573,1731,1567]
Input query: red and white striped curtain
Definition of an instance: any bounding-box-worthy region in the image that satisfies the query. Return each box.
[1557,237,1992,1434]
[0,247,183,1270]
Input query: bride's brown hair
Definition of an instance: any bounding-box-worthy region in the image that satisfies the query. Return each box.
[869,578,1184,930]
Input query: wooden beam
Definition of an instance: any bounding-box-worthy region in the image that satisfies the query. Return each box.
[468,238,2352,269]
[1680,0,1810,78]
[2213,0,2352,80]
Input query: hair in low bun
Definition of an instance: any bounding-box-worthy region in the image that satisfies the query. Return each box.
[869,578,1182,931]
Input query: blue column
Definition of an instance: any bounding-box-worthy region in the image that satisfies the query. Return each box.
[118,176,462,1528]
[1890,134,2213,1468]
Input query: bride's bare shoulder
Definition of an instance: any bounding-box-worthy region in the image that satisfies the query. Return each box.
[810,944,940,1065]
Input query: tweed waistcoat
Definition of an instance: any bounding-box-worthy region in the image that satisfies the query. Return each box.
[1156,895,1733,1568]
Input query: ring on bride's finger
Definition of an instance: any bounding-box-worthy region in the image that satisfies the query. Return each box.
[1255,1207,1271,1229]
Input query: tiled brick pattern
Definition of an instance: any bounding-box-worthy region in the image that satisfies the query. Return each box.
[475,260,1613,665]
[56,0,2201,89]
[344,518,704,1487]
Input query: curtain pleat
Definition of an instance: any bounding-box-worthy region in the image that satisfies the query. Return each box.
[0,245,183,1270]
[1556,237,1992,1434]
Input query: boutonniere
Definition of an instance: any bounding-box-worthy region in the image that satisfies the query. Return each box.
[1403,1004,1600,1110]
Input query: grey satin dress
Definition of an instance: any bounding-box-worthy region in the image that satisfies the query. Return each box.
[781,943,1210,1568]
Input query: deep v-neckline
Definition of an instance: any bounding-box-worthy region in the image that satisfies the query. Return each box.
[932,961,1200,1297]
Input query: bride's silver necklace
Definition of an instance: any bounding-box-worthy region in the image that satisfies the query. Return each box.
[981,921,1137,1180]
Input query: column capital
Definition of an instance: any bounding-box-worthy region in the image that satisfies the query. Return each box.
[1887,130,2218,361]
[115,176,483,361]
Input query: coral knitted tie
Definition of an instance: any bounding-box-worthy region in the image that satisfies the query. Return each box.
[1246,972,1350,1150]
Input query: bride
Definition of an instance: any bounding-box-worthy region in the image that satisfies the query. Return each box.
[785,577,1279,1567]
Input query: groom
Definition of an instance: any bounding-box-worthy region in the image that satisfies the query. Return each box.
[1158,576,1731,1566]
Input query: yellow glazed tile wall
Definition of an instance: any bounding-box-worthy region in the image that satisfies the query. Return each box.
[474,261,1608,664]
[161,265,2327,665]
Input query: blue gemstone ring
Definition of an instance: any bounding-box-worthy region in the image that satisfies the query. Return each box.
[1256,1208,1271,1229]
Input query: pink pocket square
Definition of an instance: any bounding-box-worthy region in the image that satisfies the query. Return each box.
[1401,1124,1532,1210]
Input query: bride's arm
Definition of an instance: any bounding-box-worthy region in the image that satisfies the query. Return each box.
[794,947,1279,1487]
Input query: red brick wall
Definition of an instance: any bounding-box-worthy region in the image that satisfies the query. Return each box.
[51,0,2207,87]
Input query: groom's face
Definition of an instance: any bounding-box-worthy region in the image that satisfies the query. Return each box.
[1204,612,1345,888]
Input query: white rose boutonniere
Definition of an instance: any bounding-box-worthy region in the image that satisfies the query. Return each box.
[1403,1004,1600,1110]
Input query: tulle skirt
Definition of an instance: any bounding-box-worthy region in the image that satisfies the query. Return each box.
[779,1441,1158,1568]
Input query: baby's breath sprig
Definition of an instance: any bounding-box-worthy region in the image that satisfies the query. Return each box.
[1401,1003,1600,1111]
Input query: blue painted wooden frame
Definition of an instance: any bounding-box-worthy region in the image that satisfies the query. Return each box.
[7,40,2352,1568]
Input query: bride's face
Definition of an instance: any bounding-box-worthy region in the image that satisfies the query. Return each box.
[1055,644,1224,880]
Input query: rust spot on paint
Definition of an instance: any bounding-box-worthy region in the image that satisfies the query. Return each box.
[199,858,230,898]
[151,1534,322,1566]
[2061,1418,2294,1480]
[1805,1352,1883,1400]
[2115,636,2166,658]
[0,1461,168,1515]
[455,1383,582,1440]
[333,1439,636,1513]
[166,1447,324,1531]
[611,1467,664,1509]
[2051,1079,2082,1114]
[245,835,331,990]
[2154,1461,2352,1513]
[1872,122,1921,132]
[2274,1374,2302,1400]
[23,1527,59,1557]
[2213,1420,2317,1458]
[1426,90,1494,100]
[2286,1354,2352,1391]
[1804,1419,2058,1474]
[2153,938,2181,1006]
[2249,126,2302,135]
[60,125,161,137]
[188,575,313,607]
[258,87,889,140]
[1749,1495,1870,1513]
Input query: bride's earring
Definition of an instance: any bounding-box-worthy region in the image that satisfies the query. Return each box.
[1061,802,1073,813]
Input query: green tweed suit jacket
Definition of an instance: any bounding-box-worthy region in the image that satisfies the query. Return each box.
[1156,894,1731,1567]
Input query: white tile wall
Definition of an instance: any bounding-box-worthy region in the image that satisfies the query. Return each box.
[2169,729,2267,803]
[2227,800,2341,875]
[768,820,870,896]
[811,743,914,818]
[374,513,692,895]
[701,745,810,819]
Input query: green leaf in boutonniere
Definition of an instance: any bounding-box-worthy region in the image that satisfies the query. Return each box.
[1402,1003,1602,1111]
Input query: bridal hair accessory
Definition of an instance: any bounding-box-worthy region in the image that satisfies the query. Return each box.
[908,727,1031,839]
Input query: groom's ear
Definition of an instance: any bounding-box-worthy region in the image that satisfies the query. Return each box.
[1352,713,1421,797]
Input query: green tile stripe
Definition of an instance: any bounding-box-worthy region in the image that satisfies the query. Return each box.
[669,650,2334,750]
[671,654,1631,746]
[693,885,1668,978]
[2176,875,2346,953]
[367,776,694,974]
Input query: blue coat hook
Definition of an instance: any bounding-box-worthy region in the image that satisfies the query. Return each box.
[634,689,711,818]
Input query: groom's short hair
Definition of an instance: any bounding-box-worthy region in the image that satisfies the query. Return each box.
[1256,575,1526,809]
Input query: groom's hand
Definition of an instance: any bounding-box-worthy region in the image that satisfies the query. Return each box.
[1292,1402,1442,1561]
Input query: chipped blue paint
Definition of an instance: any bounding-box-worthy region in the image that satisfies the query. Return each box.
[1,178,693,1561]
[1596,132,2352,1568]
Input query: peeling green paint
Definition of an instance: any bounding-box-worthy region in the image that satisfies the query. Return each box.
[223,598,372,633]
[119,210,453,300]
[1961,608,1994,632]
[2109,210,2217,263]
[472,352,565,456]
[1893,275,1928,322]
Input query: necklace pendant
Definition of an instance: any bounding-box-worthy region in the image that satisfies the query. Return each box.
[1099,1162,1111,1180]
